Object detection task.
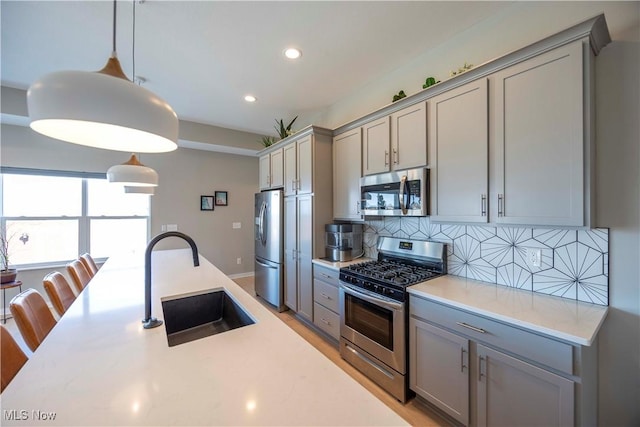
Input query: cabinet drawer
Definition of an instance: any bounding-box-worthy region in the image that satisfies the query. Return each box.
[410,296,573,375]
[313,279,339,313]
[314,302,340,341]
[313,264,339,285]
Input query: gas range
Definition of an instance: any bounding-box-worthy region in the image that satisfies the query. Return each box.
[338,236,447,403]
[339,238,447,303]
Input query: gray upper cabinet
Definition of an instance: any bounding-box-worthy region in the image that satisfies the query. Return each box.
[333,128,362,220]
[490,40,588,226]
[284,135,314,196]
[362,104,428,176]
[390,102,428,171]
[363,117,390,175]
[429,79,488,222]
[259,148,284,190]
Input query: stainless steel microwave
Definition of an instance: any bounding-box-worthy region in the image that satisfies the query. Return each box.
[360,168,428,216]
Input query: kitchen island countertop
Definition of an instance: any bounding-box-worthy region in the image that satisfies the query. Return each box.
[1,249,408,426]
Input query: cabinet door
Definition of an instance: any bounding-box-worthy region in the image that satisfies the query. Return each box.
[363,117,390,175]
[284,196,298,311]
[391,102,427,170]
[476,344,574,427]
[259,154,271,190]
[430,79,488,222]
[283,143,297,196]
[296,194,314,321]
[333,128,362,220]
[296,135,313,195]
[491,41,584,226]
[270,148,284,188]
[410,317,469,425]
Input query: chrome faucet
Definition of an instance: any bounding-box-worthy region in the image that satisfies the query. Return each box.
[143,231,200,329]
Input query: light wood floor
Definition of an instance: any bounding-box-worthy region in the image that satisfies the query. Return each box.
[233,276,451,427]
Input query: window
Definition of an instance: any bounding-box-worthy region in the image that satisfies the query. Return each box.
[1,168,150,268]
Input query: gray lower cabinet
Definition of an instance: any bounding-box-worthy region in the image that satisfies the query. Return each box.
[312,264,340,341]
[476,344,574,427]
[409,317,469,425]
[410,294,594,426]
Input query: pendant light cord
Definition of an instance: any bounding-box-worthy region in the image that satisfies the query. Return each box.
[111,0,117,56]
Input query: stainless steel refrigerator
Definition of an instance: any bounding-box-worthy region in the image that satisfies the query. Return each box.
[254,190,286,312]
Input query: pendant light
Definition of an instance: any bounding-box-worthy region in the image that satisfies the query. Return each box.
[107,154,158,187]
[27,0,178,153]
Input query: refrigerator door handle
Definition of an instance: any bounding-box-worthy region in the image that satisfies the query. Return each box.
[259,202,267,245]
[255,259,277,269]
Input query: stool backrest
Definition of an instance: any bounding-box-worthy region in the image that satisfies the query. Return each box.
[66,260,92,293]
[1,325,28,392]
[43,272,76,316]
[79,253,99,276]
[9,289,57,352]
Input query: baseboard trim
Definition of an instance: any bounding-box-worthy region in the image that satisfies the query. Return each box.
[228,271,255,280]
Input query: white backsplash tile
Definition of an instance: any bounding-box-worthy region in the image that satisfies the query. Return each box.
[362,217,609,305]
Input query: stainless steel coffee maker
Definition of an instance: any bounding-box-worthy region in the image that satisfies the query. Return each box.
[325,223,364,262]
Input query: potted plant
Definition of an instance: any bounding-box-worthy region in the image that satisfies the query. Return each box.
[275,116,298,139]
[0,226,17,284]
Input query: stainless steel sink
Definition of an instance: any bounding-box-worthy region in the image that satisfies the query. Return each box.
[161,289,255,347]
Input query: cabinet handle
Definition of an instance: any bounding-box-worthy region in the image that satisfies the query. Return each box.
[461,348,467,373]
[479,355,486,381]
[384,150,389,166]
[456,321,487,334]
[498,194,504,217]
[356,200,361,215]
[320,292,332,300]
[320,318,331,325]
[320,273,332,280]
[296,179,301,190]
[267,174,271,186]
[392,148,398,164]
[481,194,487,216]
[292,249,297,260]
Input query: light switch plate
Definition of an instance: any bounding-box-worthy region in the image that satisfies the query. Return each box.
[166,224,178,232]
[232,222,241,229]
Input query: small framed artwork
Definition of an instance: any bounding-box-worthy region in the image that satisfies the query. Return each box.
[200,195,214,211]
[215,191,228,206]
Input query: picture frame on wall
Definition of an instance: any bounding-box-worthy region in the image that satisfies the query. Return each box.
[215,191,228,206]
[200,195,214,211]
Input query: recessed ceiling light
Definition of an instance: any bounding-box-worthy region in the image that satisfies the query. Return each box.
[284,48,302,60]
[244,95,257,103]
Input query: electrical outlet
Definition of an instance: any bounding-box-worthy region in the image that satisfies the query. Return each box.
[236,257,242,265]
[166,224,178,232]
[527,248,542,268]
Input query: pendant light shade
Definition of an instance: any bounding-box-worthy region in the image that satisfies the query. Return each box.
[125,185,155,195]
[28,68,178,153]
[107,154,158,187]
[27,1,179,153]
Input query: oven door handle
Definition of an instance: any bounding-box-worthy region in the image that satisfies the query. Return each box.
[340,283,404,311]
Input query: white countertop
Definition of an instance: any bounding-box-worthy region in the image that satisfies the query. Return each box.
[312,257,372,271]
[408,275,608,346]
[1,250,408,426]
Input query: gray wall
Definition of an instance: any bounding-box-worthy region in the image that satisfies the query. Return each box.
[310,3,639,425]
[0,123,259,304]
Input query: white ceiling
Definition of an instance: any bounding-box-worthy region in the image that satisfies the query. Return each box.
[1,1,514,136]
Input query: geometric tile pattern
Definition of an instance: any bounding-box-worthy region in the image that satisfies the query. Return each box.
[362,217,609,305]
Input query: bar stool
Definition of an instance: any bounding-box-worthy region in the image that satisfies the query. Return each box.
[9,289,57,352]
[66,259,92,293]
[1,325,28,392]
[79,253,99,276]
[43,272,77,317]
[1,280,22,324]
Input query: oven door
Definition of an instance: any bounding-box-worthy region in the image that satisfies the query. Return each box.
[339,283,406,374]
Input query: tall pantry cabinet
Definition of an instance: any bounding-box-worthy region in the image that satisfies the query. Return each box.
[273,126,333,322]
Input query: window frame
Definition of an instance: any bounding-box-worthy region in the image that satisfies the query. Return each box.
[0,167,151,270]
